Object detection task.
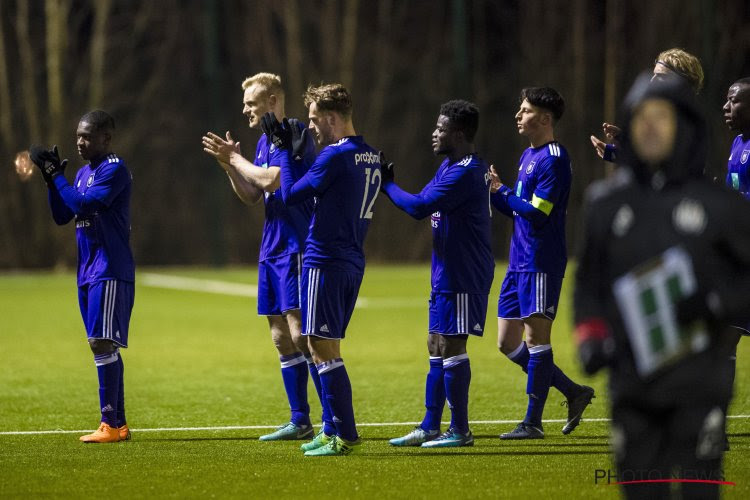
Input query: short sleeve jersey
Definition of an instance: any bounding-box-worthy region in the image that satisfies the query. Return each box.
[302,136,381,274]
[508,141,572,276]
[427,154,494,294]
[72,154,135,286]
[725,134,750,200]
[255,121,315,261]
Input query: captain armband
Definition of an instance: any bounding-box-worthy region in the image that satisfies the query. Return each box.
[530,194,554,215]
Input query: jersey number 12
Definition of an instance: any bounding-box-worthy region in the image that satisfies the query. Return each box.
[360,167,381,220]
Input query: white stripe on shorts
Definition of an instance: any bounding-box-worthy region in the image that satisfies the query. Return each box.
[306,269,320,334]
[297,253,303,308]
[535,273,546,313]
[456,293,468,334]
[463,293,468,333]
[103,281,117,340]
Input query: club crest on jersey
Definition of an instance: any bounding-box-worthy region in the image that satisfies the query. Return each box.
[87,173,95,187]
[431,211,441,228]
[742,149,749,164]
[673,198,707,235]
[525,161,536,174]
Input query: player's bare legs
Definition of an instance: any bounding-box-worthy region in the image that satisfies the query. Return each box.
[499,314,594,439]
[498,318,524,354]
[523,314,552,347]
[259,314,313,441]
[308,337,340,364]
[268,315,295,355]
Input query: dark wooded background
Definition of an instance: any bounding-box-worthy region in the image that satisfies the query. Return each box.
[2,0,748,268]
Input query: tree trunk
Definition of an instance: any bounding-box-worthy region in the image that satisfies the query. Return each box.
[45,0,71,144]
[0,0,14,151]
[89,0,112,109]
[339,0,359,89]
[16,0,42,141]
[283,0,304,114]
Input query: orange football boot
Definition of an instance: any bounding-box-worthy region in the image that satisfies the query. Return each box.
[79,422,120,443]
[118,424,131,441]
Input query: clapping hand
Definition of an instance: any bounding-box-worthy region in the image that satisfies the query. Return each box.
[488,165,503,193]
[379,151,394,186]
[260,112,292,151]
[202,131,241,168]
[30,144,68,184]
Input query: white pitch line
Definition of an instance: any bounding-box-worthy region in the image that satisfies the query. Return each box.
[139,272,424,308]
[140,273,258,298]
[2,415,749,436]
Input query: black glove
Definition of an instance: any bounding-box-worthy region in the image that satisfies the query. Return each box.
[379,151,394,185]
[260,112,292,151]
[46,145,68,177]
[29,144,67,184]
[287,118,311,161]
[577,338,614,375]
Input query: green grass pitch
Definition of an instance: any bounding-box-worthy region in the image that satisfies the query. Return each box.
[1,264,748,498]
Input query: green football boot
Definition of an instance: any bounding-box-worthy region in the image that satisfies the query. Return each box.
[300,430,333,452]
[304,436,361,456]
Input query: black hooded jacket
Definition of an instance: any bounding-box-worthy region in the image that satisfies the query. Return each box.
[573,74,750,406]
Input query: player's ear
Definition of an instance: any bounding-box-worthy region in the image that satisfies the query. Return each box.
[268,94,278,108]
[325,111,337,128]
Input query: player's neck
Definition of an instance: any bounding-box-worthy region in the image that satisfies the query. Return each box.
[89,153,109,166]
[447,143,474,162]
[333,123,357,142]
[529,130,555,149]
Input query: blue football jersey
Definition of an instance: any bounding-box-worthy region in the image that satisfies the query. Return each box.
[256,121,315,261]
[726,134,750,200]
[295,136,381,274]
[425,155,494,294]
[507,141,571,276]
[70,154,135,286]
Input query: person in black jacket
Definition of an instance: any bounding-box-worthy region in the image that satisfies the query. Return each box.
[574,73,750,500]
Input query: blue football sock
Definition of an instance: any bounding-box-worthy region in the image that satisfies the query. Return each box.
[443,354,471,434]
[507,341,530,371]
[94,350,121,427]
[308,357,335,436]
[551,363,577,400]
[116,353,126,427]
[420,357,445,432]
[507,341,578,400]
[280,352,311,427]
[524,345,553,427]
[318,359,358,442]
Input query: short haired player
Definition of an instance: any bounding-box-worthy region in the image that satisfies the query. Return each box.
[31,110,134,443]
[265,83,382,456]
[382,100,494,448]
[490,87,594,440]
[202,73,319,441]
[590,48,704,162]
